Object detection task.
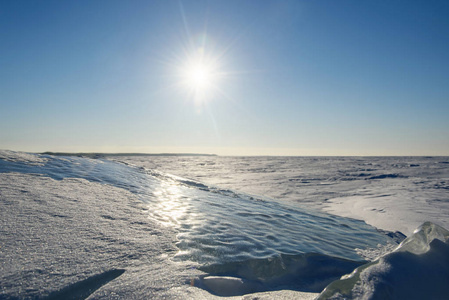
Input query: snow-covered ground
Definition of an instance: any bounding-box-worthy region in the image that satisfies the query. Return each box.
[1,151,449,299]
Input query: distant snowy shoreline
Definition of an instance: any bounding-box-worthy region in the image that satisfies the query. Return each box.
[41,151,218,157]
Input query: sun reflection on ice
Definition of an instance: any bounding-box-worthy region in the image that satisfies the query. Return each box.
[151,181,189,228]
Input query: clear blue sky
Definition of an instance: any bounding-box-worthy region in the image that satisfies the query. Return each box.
[1,0,448,155]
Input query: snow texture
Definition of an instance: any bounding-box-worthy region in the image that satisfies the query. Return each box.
[0,172,191,299]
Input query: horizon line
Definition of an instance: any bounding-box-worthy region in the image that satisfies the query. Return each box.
[39,151,449,158]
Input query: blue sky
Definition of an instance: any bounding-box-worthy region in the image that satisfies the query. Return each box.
[1,1,448,155]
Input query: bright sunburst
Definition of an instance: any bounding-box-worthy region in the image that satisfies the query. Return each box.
[166,31,234,108]
[179,49,221,104]
[183,57,214,91]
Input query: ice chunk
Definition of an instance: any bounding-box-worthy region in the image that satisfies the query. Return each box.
[395,221,449,254]
[198,253,365,294]
[198,276,262,297]
[317,222,449,300]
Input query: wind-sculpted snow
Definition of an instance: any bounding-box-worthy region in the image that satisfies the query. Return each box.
[317,222,449,300]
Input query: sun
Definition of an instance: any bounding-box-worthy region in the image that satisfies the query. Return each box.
[177,47,222,105]
[168,32,231,107]
[185,60,213,91]
[181,55,218,94]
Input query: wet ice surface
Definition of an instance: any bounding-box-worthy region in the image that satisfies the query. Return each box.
[2,151,449,299]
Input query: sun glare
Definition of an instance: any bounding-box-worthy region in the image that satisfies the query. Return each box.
[175,43,224,106]
[181,53,220,99]
[168,31,232,107]
[185,61,213,90]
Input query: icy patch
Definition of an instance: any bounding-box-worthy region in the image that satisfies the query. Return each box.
[317,222,449,300]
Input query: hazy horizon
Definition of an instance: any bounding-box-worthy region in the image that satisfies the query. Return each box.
[1,1,448,156]
[2,149,447,158]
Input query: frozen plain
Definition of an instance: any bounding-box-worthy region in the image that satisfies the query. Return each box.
[1,151,449,299]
